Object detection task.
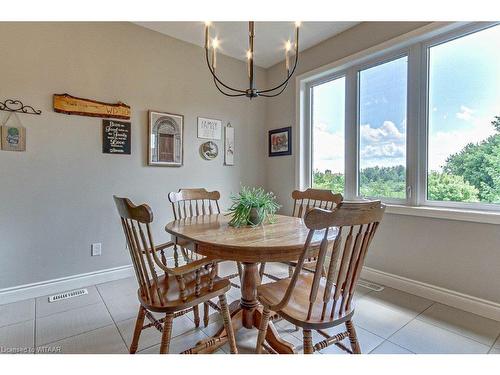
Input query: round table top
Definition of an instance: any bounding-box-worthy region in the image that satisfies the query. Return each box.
[165,214,336,263]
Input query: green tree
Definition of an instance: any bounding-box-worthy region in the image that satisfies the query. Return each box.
[428,172,479,202]
[443,116,500,203]
[312,170,344,193]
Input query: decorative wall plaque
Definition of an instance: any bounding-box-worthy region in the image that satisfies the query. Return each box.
[102,120,131,155]
[53,93,131,120]
[224,123,235,166]
[200,141,218,160]
[197,117,222,140]
[1,113,26,152]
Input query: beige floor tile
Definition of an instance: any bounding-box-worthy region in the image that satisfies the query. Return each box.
[103,293,143,323]
[117,314,197,352]
[353,297,417,338]
[370,340,414,354]
[96,277,137,302]
[0,299,35,328]
[138,329,209,354]
[362,287,433,315]
[489,347,500,354]
[36,286,103,318]
[36,302,113,346]
[390,319,490,354]
[0,320,34,354]
[417,303,500,346]
[218,261,239,278]
[42,324,128,354]
[494,335,500,349]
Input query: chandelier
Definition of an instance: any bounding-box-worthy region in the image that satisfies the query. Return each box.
[204,21,300,98]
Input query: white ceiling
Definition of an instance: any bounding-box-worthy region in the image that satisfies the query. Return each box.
[134,22,359,68]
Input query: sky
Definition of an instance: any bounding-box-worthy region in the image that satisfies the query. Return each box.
[312,24,500,174]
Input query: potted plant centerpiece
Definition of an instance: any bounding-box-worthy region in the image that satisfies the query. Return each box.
[227,186,281,227]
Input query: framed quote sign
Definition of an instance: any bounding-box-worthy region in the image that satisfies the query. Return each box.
[197,117,222,140]
[102,120,131,155]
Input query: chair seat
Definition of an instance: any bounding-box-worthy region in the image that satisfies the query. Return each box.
[257,273,354,329]
[139,270,231,313]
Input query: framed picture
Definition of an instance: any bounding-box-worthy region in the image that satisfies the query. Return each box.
[148,110,183,167]
[269,126,292,157]
[224,124,235,166]
[102,120,131,155]
[197,117,222,140]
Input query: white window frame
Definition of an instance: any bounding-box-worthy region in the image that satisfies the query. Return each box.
[296,21,500,224]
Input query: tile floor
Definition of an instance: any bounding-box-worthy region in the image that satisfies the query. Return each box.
[1,262,499,354]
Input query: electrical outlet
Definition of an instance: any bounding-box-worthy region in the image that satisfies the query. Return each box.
[91,243,102,256]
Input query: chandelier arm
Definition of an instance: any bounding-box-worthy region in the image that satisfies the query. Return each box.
[256,49,299,94]
[205,46,247,94]
[257,27,299,94]
[213,77,247,97]
[258,80,289,98]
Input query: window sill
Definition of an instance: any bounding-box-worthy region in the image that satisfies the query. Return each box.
[385,204,500,225]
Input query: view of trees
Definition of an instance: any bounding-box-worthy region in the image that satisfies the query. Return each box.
[313,115,500,204]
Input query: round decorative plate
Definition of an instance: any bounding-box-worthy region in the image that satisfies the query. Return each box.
[200,141,218,160]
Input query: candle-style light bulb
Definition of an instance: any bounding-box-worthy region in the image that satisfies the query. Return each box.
[285,40,292,73]
[212,38,219,70]
[295,21,301,28]
[204,21,212,26]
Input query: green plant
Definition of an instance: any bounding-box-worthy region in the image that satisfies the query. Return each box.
[227,186,281,227]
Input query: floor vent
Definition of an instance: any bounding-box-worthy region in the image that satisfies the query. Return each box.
[48,288,88,303]
[358,279,384,292]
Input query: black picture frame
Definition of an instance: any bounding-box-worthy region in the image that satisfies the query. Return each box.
[268,126,292,157]
[102,120,131,155]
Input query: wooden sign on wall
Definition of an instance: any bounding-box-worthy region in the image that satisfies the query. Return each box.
[53,93,131,120]
[102,120,131,155]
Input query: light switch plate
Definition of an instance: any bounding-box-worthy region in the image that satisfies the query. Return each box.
[91,243,102,256]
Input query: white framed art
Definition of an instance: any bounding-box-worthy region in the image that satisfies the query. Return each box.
[197,117,222,140]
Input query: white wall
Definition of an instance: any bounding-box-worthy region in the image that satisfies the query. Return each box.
[0,22,267,289]
[265,22,500,303]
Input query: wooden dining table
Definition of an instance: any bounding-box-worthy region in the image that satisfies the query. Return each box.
[165,213,336,354]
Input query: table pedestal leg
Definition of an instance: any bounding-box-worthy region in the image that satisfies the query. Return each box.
[192,262,295,354]
[240,262,260,328]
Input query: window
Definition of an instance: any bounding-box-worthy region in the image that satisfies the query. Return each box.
[358,56,408,200]
[311,76,346,193]
[301,22,500,213]
[427,25,500,205]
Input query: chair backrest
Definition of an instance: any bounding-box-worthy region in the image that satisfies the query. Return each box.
[279,200,385,321]
[168,188,221,219]
[291,188,343,218]
[113,195,165,304]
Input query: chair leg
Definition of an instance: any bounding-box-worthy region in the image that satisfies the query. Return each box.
[159,313,174,354]
[203,302,210,327]
[193,305,200,328]
[346,320,361,354]
[303,329,314,354]
[288,265,294,278]
[256,306,271,354]
[130,306,146,354]
[218,294,238,354]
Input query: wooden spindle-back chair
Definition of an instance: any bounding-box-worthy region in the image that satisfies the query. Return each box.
[262,189,343,281]
[168,188,242,325]
[256,200,385,354]
[113,196,237,354]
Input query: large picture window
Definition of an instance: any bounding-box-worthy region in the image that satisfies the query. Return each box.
[427,25,500,205]
[304,22,500,213]
[358,56,408,200]
[311,76,346,193]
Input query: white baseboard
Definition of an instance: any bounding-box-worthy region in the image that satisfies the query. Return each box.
[361,266,500,322]
[0,265,134,305]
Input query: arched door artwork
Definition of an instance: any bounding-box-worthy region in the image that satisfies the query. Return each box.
[148,111,183,166]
